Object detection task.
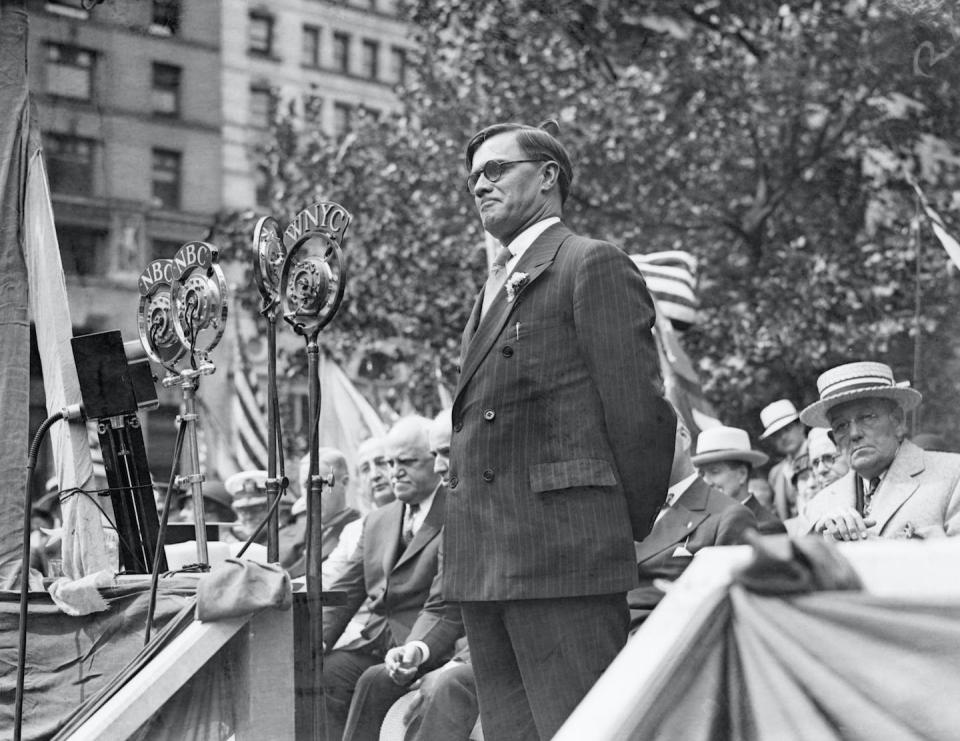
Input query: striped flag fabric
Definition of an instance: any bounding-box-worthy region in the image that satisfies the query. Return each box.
[231,334,269,472]
[909,181,960,270]
[630,250,701,330]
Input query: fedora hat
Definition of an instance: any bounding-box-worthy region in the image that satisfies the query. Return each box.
[691,426,769,467]
[759,399,801,439]
[224,469,269,508]
[799,361,922,428]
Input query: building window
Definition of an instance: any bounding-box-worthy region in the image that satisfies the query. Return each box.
[249,86,272,129]
[151,63,181,117]
[255,165,271,207]
[44,133,96,196]
[151,149,181,210]
[45,43,96,100]
[56,225,106,276]
[150,238,182,262]
[361,39,379,80]
[332,102,352,137]
[150,0,180,36]
[302,25,321,68]
[389,46,407,86]
[248,12,274,57]
[332,32,350,74]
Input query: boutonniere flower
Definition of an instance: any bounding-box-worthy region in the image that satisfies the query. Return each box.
[505,272,529,302]
[897,522,924,540]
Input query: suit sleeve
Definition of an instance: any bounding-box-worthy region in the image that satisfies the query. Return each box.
[321,525,370,649]
[573,242,676,540]
[715,504,759,545]
[405,540,464,669]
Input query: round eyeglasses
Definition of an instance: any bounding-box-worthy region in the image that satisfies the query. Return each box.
[466,159,552,193]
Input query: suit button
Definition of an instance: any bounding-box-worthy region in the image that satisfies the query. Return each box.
[502,346,514,357]
[454,420,463,432]
[483,409,495,421]
[482,469,495,482]
[448,475,459,488]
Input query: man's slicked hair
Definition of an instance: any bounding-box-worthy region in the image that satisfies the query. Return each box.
[465,121,574,204]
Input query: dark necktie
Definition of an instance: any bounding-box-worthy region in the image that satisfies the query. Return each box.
[402,503,420,547]
[480,245,514,318]
[864,477,881,516]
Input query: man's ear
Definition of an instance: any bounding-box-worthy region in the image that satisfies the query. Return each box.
[540,161,560,193]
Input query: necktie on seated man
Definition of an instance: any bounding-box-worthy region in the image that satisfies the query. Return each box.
[402,503,420,547]
[480,245,514,318]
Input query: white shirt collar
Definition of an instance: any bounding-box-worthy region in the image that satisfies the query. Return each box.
[405,485,438,533]
[666,472,699,507]
[502,216,560,271]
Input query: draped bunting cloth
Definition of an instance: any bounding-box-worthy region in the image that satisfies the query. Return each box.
[0,579,196,741]
[558,538,960,741]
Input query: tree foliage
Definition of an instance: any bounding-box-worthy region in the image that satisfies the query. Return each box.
[214,0,960,443]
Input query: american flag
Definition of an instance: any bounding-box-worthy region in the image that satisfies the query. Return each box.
[632,250,721,436]
[630,250,702,331]
[231,334,269,472]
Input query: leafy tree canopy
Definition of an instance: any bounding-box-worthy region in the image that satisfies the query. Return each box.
[213,0,960,444]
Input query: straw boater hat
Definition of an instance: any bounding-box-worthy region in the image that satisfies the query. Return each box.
[799,361,922,429]
[224,469,269,508]
[691,426,769,467]
[759,399,801,440]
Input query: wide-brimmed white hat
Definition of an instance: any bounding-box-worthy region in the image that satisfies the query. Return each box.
[224,469,269,507]
[759,399,801,439]
[799,361,922,428]
[691,426,769,467]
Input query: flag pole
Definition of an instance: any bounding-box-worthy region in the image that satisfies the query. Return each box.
[911,191,924,437]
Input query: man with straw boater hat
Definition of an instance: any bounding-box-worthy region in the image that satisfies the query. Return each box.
[691,426,786,535]
[800,361,960,540]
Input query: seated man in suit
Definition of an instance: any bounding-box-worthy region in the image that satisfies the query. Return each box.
[693,426,786,535]
[278,447,360,578]
[800,361,960,540]
[629,414,758,630]
[338,410,466,741]
[321,416,461,741]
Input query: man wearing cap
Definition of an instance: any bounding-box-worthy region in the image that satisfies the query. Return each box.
[693,426,787,535]
[279,448,360,578]
[224,469,270,543]
[629,415,757,630]
[800,361,960,540]
[759,399,808,521]
[448,120,675,740]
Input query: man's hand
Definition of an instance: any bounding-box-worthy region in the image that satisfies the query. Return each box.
[384,643,425,686]
[814,508,876,541]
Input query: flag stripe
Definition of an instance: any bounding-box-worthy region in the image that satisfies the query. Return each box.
[232,336,268,472]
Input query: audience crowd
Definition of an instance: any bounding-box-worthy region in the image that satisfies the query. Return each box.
[28,357,959,741]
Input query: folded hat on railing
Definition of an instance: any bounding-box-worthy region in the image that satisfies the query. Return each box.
[196,558,292,622]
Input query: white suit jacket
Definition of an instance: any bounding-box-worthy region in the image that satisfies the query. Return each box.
[804,440,960,539]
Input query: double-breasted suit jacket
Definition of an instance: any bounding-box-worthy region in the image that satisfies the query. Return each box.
[802,439,960,538]
[322,487,459,663]
[444,222,676,601]
[628,477,756,628]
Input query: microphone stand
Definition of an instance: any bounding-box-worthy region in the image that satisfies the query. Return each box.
[161,361,215,567]
[261,301,285,562]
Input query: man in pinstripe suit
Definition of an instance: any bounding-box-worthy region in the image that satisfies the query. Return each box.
[445,121,676,740]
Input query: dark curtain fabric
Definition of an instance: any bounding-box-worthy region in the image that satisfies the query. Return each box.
[0,581,195,740]
[632,587,960,741]
[0,0,32,588]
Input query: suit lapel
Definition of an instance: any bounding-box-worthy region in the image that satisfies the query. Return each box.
[394,486,446,571]
[460,293,484,369]
[456,223,570,402]
[871,441,924,533]
[634,479,710,563]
